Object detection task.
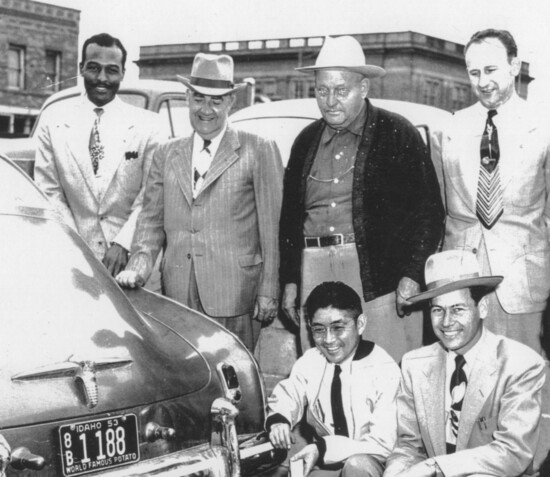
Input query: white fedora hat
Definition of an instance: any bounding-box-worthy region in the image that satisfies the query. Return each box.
[296,35,385,78]
[177,53,246,96]
[407,250,503,304]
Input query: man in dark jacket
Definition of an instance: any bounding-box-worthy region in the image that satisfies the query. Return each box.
[280,35,444,362]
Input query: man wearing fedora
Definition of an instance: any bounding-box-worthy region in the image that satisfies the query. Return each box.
[117,53,283,350]
[279,35,444,362]
[384,250,545,477]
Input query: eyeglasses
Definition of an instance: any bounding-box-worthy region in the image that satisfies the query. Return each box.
[315,87,351,101]
[309,321,355,338]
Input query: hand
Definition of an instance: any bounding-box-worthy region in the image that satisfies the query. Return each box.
[253,295,279,323]
[282,283,300,328]
[395,460,438,477]
[290,443,319,477]
[115,270,145,289]
[268,422,294,450]
[396,277,420,317]
[102,243,129,277]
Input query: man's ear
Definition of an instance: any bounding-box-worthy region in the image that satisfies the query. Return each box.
[510,57,521,77]
[357,313,367,335]
[478,296,488,320]
[360,78,370,99]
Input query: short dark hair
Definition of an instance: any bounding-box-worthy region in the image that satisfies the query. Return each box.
[305,281,362,324]
[469,286,491,305]
[464,29,518,61]
[81,33,127,69]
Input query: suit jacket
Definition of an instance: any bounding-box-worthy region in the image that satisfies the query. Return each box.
[34,95,162,259]
[442,95,550,313]
[127,127,283,317]
[280,99,444,301]
[384,330,545,477]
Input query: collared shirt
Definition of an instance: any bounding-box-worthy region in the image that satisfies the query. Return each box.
[191,127,226,198]
[303,103,367,237]
[444,327,485,445]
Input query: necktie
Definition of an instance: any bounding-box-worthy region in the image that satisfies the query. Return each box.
[331,365,348,436]
[193,139,212,194]
[447,354,467,454]
[476,109,503,229]
[89,108,104,175]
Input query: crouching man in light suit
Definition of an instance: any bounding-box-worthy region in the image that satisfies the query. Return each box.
[117,53,283,351]
[267,281,400,477]
[384,250,545,477]
[35,33,162,280]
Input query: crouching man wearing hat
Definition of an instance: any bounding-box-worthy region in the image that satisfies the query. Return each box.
[117,53,283,350]
[279,35,444,363]
[267,281,400,477]
[384,250,545,477]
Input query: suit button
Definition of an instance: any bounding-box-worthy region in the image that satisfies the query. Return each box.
[98,241,103,246]
[472,248,478,254]
[187,253,191,259]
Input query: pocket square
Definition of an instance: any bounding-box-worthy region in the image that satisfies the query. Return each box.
[125,151,139,160]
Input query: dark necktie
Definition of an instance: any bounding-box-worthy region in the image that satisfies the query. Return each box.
[89,107,104,175]
[476,109,503,229]
[331,365,348,436]
[447,354,467,454]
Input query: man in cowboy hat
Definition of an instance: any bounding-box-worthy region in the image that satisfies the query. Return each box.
[384,250,545,477]
[280,35,444,362]
[117,53,283,350]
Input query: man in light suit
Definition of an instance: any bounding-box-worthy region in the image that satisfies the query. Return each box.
[35,33,161,279]
[442,29,550,354]
[384,250,545,477]
[116,53,283,351]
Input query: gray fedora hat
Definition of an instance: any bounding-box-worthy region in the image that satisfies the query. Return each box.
[407,250,503,304]
[177,53,246,96]
[296,35,385,78]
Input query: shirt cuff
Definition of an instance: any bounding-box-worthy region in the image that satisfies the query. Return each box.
[265,413,291,432]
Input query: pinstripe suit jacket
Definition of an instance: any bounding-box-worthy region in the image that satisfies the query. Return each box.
[128,127,283,317]
[34,95,162,259]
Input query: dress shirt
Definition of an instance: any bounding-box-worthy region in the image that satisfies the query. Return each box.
[303,104,367,237]
[444,328,484,445]
[191,127,226,192]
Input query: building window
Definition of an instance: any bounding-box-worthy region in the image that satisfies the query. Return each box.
[257,78,277,99]
[45,50,62,92]
[451,84,470,111]
[290,78,315,99]
[8,45,26,90]
[422,78,441,106]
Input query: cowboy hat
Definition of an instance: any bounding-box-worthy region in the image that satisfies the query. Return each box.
[407,250,503,304]
[177,53,246,96]
[296,35,385,78]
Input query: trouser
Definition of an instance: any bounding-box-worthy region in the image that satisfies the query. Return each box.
[300,243,423,364]
[309,454,384,477]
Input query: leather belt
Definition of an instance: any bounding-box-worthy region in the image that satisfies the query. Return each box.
[304,233,355,248]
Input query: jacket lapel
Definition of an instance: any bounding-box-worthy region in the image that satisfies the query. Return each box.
[456,331,498,450]
[419,345,447,456]
[197,128,240,196]
[171,137,194,206]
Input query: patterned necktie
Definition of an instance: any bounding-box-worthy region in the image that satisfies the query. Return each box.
[447,354,467,454]
[331,365,348,436]
[476,109,503,229]
[89,107,104,175]
[193,139,212,194]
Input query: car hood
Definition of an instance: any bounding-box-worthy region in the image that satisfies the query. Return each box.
[0,213,210,427]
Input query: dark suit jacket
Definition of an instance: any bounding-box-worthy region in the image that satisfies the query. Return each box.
[385,330,545,477]
[279,99,444,301]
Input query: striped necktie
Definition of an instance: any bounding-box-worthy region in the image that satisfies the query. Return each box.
[447,354,467,454]
[476,109,503,229]
[89,107,104,175]
[193,139,212,194]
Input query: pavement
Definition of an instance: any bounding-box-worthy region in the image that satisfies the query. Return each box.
[255,317,550,476]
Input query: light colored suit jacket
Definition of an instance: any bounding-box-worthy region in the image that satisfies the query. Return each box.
[34,95,162,259]
[384,330,545,477]
[128,127,283,317]
[442,95,550,313]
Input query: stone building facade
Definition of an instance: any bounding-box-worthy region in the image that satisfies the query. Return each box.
[137,31,532,112]
[0,0,79,136]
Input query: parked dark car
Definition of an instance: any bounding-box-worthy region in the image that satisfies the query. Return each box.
[0,154,279,476]
[0,80,191,178]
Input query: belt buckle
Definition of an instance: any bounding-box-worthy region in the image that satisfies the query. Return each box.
[333,233,344,246]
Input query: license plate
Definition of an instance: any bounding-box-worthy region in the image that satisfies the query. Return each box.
[59,414,139,476]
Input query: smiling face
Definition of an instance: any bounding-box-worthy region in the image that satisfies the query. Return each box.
[314,69,368,130]
[430,288,487,354]
[465,37,520,110]
[80,43,125,107]
[310,307,366,364]
[188,91,235,140]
